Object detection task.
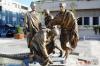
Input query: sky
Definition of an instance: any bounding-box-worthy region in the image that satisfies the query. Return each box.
[13,0,38,7]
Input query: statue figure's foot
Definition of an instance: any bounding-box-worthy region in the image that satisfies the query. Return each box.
[64,47,73,60]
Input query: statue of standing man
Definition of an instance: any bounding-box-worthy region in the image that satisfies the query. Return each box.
[48,2,79,59]
[24,1,41,62]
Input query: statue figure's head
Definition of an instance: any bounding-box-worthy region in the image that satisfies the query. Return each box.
[30,2,36,11]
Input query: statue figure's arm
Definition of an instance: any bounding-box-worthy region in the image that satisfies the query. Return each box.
[47,15,61,28]
[24,13,30,33]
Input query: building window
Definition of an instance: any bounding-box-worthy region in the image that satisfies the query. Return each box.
[78,17,82,25]
[84,17,89,25]
[93,17,99,25]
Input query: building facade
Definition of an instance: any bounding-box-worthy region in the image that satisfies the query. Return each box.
[35,0,100,39]
[0,0,28,37]
[0,0,28,26]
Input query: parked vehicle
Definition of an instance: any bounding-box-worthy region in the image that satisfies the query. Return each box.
[6,29,16,38]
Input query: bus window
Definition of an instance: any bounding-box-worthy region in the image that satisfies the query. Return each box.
[0,6,2,11]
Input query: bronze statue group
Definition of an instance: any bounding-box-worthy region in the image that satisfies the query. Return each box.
[24,1,79,66]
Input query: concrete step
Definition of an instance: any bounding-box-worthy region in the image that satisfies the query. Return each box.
[49,56,66,66]
[49,64,66,66]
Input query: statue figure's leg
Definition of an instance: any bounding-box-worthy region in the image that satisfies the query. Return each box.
[46,40,55,54]
[60,35,68,58]
[55,45,63,57]
[60,30,73,60]
[70,34,78,49]
[42,57,52,66]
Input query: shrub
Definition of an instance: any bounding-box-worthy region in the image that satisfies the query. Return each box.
[16,26,24,34]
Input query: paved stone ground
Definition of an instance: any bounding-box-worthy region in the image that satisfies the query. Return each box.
[0,38,29,54]
[0,38,100,66]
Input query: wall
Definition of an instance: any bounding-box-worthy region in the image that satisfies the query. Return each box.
[76,9,100,17]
